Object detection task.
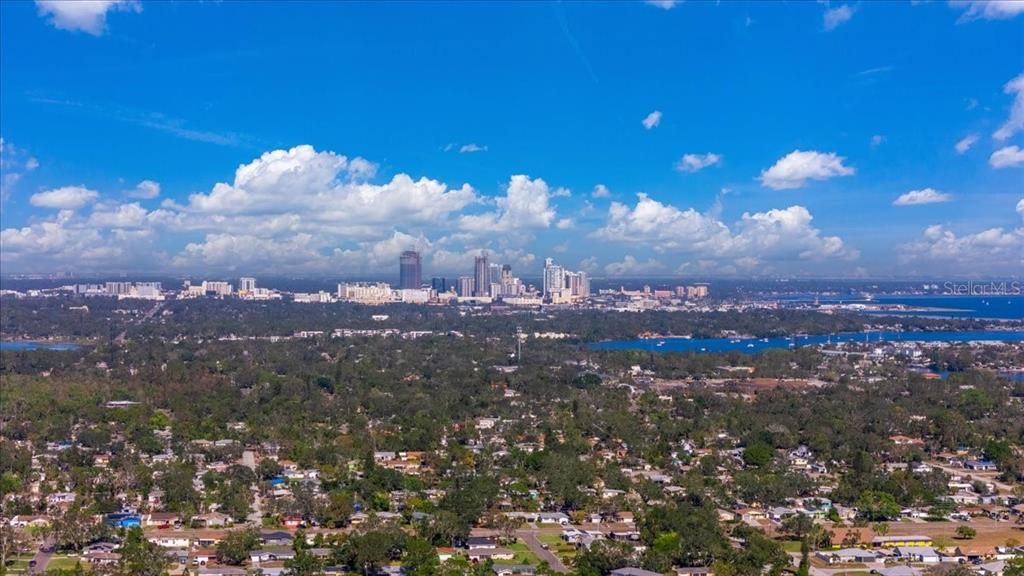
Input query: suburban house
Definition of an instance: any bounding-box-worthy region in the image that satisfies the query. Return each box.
[815,548,878,564]
[892,546,941,563]
[871,535,932,548]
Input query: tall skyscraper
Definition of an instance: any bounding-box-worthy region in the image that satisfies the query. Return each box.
[474,253,489,297]
[399,250,422,289]
[543,258,565,298]
[457,276,475,297]
[431,277,448,293]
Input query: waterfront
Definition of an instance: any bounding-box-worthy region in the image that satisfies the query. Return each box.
[0,341,81,351]
[592,330,1024,353]
[779,294,1024,320]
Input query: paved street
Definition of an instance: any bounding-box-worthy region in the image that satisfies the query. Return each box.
[516,529,570,573]
[28,539,54,575]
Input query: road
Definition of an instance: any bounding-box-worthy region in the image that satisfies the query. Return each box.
[927,460,1015,495]
[239,450,263,526]
[29,539,54,575]
[114,301,164,344]
[515,529,570,573]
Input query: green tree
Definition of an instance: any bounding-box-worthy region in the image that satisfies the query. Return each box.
[1004,557,1024,576]
[955,526,976,540]
[216,528,260,565]
[404,537,441,576]
[797,538,810,576]
[0,523,29,572]
[52,502,98,552]
[856,491,901,521]
[742,442,774,468]
[576,540,633,576]
[321,490,354,528]
[117,526,171,576]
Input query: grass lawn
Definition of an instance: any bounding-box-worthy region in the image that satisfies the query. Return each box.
[47,555,86,570]
[537,533,563,547]
[507,541,541,565]
[3,556,32,574]
[534,533,576,564]
[780,540,803,552]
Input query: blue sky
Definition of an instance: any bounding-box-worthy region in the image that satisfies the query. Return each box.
[1,0,1022,278]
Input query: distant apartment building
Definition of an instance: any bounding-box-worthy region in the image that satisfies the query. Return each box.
[293,291,334,303]
[430,277,448,293]
[202,281,233,297]
[105,281,132,296]
[686,284,709,299]
[238,277,257,293]
[337,282,395,305]
[457,276,475,298]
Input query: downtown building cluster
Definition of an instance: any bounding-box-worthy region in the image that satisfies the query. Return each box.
[336,251,590,306]
[22,253,597,306]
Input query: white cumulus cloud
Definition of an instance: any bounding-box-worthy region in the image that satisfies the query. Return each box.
[955,134,979,154]
[675,153,723,173]
[900,219,1023,275]
[951,0,1024,21]
[592,184,611,198]
[759,150,855,190]
[128,179,161,199]
[459,143,488,153]
[893,188,954,206]
[994,73,1024,141]
[823,4,854,30]
[35,0,141,35]
[593,194,857,272]
[605,255,665,276]
[642,110,662,130]
[30,186,100,209]
[458,175,557,233]
[990,145,1024,168]
[644,0,679,10]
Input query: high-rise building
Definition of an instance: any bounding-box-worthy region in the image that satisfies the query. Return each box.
[203,281,233,296]
[105,281,132,296]
[566,271,590,298]
[399,250,422,290]
[488,263,501,288]
[686,284,710,299]
[431,277,448,293]
[239,277,257,293]
[543,259,565,298]
[474,253,489,297]
[457,276,475,297]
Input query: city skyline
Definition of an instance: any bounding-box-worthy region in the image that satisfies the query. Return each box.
[1,2,1023,278]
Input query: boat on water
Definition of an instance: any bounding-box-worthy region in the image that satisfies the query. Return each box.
[746,343,755,348]
[656,341,665,347]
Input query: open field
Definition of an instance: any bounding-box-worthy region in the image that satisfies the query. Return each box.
[832,518,1024,549]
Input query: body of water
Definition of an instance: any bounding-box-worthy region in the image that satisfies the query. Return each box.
[0,341,81,351]
[780,294,1023,320]
[592,330,1024,354]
